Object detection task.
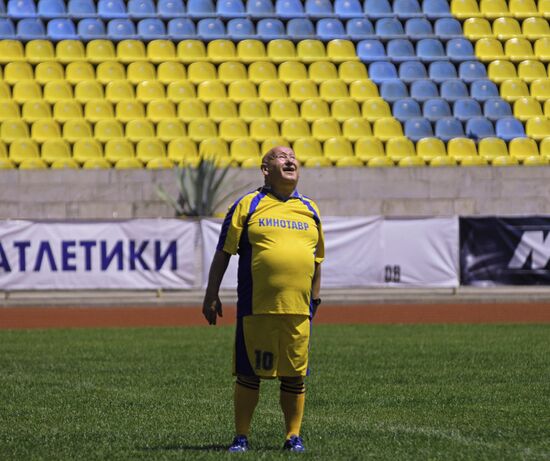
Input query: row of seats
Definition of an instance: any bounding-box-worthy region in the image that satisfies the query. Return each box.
[452,0,550,19]
[464,16,550,40]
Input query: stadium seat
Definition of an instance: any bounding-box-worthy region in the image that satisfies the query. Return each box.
[428,60,458,83]
[72,139,104,164]
[417,38,446,62]
[166,18,195,39]
[405,17,434,38]
[38,0,66,18]
[177,40,207,63]
[208,39,237,63]
[471,80,500,102]
[217,0,245,17]
[158,0,186,17]
[289,79,318,101]
[44,81,73,103]
[478,137,508,162]
[434,117,465,141]
[257,18,285,38]
[480,0,509,18]
[177,99,207,122]
[489,60,519,84]
[57,40,86,64]
[518,59,547,82]
[446,38,476,62]
[117,39,146,63]
[293,137,323,162]
[23,40,54,65]
[429,155,457,166]
[287,18,315,38]
[454,99,482,121]
[197,138,228,159]
[320,79,349,101]
[197,18,226,39]
[317,18,346,39]
[376,18,405,39]
[155,119,185,142]
[1,119,29,142]
[0,18,16,39]
[227,18,255,38]
[483,98,513,120]
[324,137,354,163]
[239,99,268,121]
[166,137,197,162]
[380,80,409,102]
[364,0,392,18]
[416,137,446,161]
[98,0,127,18]
[514,96,543,120]
[128,0,156,17]
[393,98,422,121]
[298,39,326,63]
[126,61,156,84]
[87,39,116,63]
[346,18,374,39]
[35,61,64,84]
[104,139,134,164]
[399,61,428,83]
[465,116,496,139]
[404,117,434,141]
[511,0,539,18]
[197,80,227,101]
[137,18,166,39]
[218,118,247,141]
[373,117,403,140]
[495,117,526,140]
[187,62,217,83]
[440,80,469,102]
[280,62,308,84]
[525,18,550,40]
[68,0,96,17]
[270,99,299,122]
[509,136,539,161]
[147,100,176,122]
[48,19,78,40]
[248,0,275,16]
[63,119,92,142]
[280,119,310,141]
[505,38,535,61]
[78,18,106,40]
[525,116,550,140]
[208,99,238,122]
[476,38,505,62]
[423,0,451,18]
[447,137,477,163]
[493,17,521,40]
[268,39,297,63]
[361,98,392,121]
[136,139,167,163]
[459,60,488,82]
[309,61,338,83]
[531,78,550,101]
[16,18,46,40]
[386,137,416,163]
[356,39,387,63]
[99,81,127,102]
[22,100,51,122]
[3,61,33,84]
[387,39,417,63]
[115,100,146,123]
[349,80,379,101]
[0,40,24,64]
[41,139,71,165]
[397,156,425,167]
[31,119,61,143]
[249,119,279,142]
[368,61,397,83]
[8,0,37,18]
[339,61,368,82]
[237,39,266,63]
[342,117,372,140]
[332,98,361,121]
[276,0,305,18]
[306,0,332,16]
[12,81,40,102]
[434,17,463,38]
[394,0,423,18]
[85,100,115,122]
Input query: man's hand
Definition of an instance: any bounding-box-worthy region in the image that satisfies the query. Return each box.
[202,294,223,325]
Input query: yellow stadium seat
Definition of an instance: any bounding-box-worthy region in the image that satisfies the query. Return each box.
[0,158,15,169]
[335,156,363,167]
[41,139,71,165]
[459,155,488,166]
[157,119,186,142]
[157,61,186,83]
[509,136,539,161]
[493,17,522,40]
[249,119,280,141]
[535,37,550,61]
[268,39,297,62]
[487,60,518,82]
[475,38,505,62]
[270,99,300,122]
[188,119,217,141]
[540,0,550,17]
[240,156,262,168]
[4,62,33,84]
[188,62,217,83]
[367,156,394,167]
[135,80,165,102]
[115,100,146,122]
[429,155,458,167]
[86,39,116,63]
[544,99,550,115]
[301,98,330,122]
[448,138,478,162]
[0,140,6,158]
[478,137,509,162]
[208,99,238,122]
[327,39,358,63]
[9,139,40,165]
[19,158,48,169]
[167,138,198,162]
[228,80,258,101]
[463,17,492,39]
[0,100,20,120]
[127,61,156,84]
[105,81,135,102]
[104,139,135,164]
[249,61,278,83]
[22,100,51,122]
[1,120,29,142]
[309,61,338,83]
[35,61,64,84]
[230,138,261,162]
[324,137,354,162]
[311,118,341,140]
[361,98,392,121]
[279,61,308,83]
[62,119,93,142]
[386,137,416,162]
[178,99,207,121]
[0,81,10,100]
[66,61,95,83]
[210,156,236,168]
[218,61,247,83]
[147,39,177,63]
[31,119,61,143]
[524,18,550,40]
[332,99,361,122]
[500,79,529,101]
[12,81,41,102]
[397,156,426,167]
[94,119,124,142]
[320,80,349,102]
[342,118,372,140]
[114,157,144,169]
[540,136,550,158]
[56,40,86,64]
[514,96,543,120]
[239,100,269,121]
[96,61,126,83]
[259,80,288,101]
[289,79,318,101]
[355,137,385,162]
[199,138,229,157]
[177,40,208,63]
[81,157,111,169]
[136,139,166,163]
[416,137,447,162]
[492,155,519,165]
[167,81,196,102]
[117,39,146,63]
[505,38,535,61]
[281,119,311,141]
[126,119,155,142]
[373,117,403,141]
[43,81,73,103]
[197,80,227,101]
[219,118,248,141]
[303,156,333,167]
[518,59,547,81]
[526,116,550,139]
[297,40,326,63]
[523,154,549,165]
[147,100,177,122]
[237,39,267,63]
[451,0,482,18]
[146,157,175,169]
[26,39,55,63]
[350,80,379,101]
[480,0,509,18]
[510,0,539,18]
[293,137,323,162]
[53,100,84,122]
[339,61,369,83]
[261,137,290,153]
[0,39,24,63]
[207,39,237,63]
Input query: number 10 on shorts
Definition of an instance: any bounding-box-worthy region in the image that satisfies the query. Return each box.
[254,350,274,370]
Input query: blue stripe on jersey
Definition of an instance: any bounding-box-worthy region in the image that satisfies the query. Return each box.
[216,193,248,252]
[298,196,320,225]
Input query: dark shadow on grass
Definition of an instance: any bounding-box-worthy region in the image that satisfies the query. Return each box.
[140,444,281,452]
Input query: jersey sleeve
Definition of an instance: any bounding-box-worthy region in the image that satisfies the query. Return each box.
[216,194,250,255]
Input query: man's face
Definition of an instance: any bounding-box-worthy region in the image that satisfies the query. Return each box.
[262,147,300,188]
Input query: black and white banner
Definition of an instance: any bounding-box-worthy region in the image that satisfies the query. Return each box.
[461,217,550,285]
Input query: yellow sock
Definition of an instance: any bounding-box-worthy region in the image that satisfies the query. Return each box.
[280,379,306,439]
[234,376,260,436]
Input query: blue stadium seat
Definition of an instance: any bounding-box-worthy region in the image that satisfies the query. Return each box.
[77,18,106,39]
[380,80,409,102]
[98,0,127,18]
[68,0,96,17]
[435,118,465,141]
[410,80,439,101]
[346,18,374,39]
[447,38,475,62]
[428,61,458,83]
[440,80,469,101]
[334,0,362,17]
[405,18,433,38]
[484,99,513,121]
[227,18,255,38]
[276,0,305,18]
[257,18,285,38]
[387,39,417,63]
[393,0,422,18]
[393,98,422,121]
[8,0,36,18]
[197,18,225,39]
[364,0,392,18]
[38,0,67,18]
[398,61,428,83]
[423,0,451,19]
[0,0,5,15]
[417,39,446,62]
[217,0,246,17]
[376,18,405,39]
[471,80,500,101]
[495,118,525,141]
[188,0,215,17]
[138,18,166,39]
[128,0,156,18]
[356,39,387,62]
[167,18,195,39]
[423,98,452,121]
[306,0,332,17]
[465,117,495,140]
[453,99,482,121]
[368,61,398,83]
[48,18,78,40]
[17,18,46,39]
[458,61,487,83]
[317,18,346,39]
[158,0,186,17]
[107,19,136,39]
[248,0,275,17]
[0,18,16,38]
[405,118,434,141]
[434,18,462,39]
[287,18,315,38]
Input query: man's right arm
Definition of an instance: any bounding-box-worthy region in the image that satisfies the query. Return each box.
[202,249,232,325]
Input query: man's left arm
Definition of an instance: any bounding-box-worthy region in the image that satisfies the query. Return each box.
[311,262,321,317]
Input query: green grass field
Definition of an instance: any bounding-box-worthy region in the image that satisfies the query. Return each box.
[1,324,549,460]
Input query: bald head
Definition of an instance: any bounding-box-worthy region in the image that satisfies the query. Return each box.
[260,146,299,198]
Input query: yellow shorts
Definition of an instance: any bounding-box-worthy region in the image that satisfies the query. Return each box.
[234,314,311,378]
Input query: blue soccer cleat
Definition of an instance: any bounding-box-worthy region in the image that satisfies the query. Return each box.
[283,435,305,452]
[228,435,249,452]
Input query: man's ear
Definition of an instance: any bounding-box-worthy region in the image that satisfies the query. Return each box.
[260,163,269,177]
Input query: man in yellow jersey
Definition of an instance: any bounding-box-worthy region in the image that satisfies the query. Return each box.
[202,145,324,453]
